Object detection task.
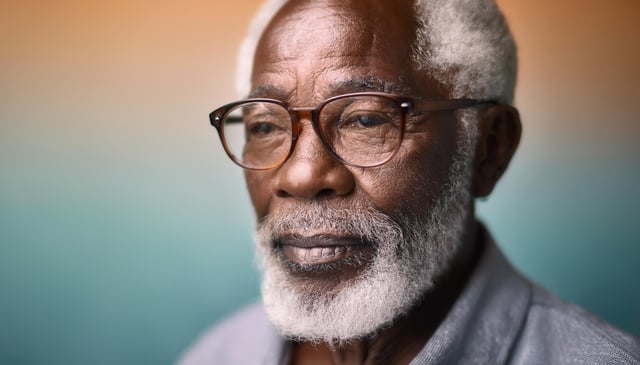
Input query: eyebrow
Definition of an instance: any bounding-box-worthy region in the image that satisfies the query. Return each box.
[330,77,415,96]
[247,76,415,101]
[247,85,290,99]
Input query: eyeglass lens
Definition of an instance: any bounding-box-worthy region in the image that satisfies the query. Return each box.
[221,95,403,169]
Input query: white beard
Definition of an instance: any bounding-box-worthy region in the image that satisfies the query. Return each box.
[254,111,477,344]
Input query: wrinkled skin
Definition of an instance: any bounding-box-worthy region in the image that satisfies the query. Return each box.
[245,0,521,364]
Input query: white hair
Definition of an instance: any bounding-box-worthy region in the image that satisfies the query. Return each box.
[413,0,517,104]
[235,0,517,104]
[235,0,288,97]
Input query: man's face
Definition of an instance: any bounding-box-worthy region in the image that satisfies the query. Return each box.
[246,0,476,342]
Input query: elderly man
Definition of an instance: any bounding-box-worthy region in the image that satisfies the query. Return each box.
[180,0,640,364]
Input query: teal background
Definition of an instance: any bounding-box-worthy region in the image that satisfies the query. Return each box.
[1,0,638,364]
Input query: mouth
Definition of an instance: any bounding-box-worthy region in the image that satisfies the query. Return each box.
[275,234,375,273]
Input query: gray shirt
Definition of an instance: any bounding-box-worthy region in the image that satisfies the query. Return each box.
[178,233,640,364]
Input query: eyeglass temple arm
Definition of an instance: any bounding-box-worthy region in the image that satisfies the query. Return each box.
[417,99,499,112]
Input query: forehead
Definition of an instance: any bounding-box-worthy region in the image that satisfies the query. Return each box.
[251,0,446,101]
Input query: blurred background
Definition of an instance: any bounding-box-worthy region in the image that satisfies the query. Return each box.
[1,0,638,364]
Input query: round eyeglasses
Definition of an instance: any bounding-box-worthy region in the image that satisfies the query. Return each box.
[210,92,494,170]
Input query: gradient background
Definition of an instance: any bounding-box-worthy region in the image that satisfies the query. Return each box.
[1,1,638,364]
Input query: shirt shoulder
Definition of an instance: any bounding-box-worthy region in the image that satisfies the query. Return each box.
[176,302,286,365]
[509,284,640,364]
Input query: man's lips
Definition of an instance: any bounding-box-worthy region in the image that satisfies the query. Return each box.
[276,234,369,266]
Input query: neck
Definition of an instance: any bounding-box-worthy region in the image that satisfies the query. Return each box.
[288,218,484,365]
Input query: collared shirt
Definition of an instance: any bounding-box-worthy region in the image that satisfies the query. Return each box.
[178,231,640,364]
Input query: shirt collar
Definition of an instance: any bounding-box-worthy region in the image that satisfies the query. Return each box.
[409,226,531,365]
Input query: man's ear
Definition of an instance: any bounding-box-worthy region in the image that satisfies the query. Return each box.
[471,104,522,198]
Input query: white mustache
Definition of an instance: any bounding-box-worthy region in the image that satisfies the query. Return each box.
[256,203,405,245]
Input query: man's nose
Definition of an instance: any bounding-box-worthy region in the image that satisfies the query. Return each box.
[272,121,355,200]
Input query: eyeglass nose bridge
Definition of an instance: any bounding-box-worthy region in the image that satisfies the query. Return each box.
[285,106,341,165]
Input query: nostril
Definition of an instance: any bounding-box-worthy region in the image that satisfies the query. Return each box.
[274,187,335,199]
[316,188,335,199]
[275,188,292,198]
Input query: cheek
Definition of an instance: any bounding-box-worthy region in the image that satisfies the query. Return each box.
[245,171,272,219]
[354,128,457,219]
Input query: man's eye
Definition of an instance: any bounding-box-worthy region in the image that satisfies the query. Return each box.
[340,113,393,129]
[248,121,278,136]
[356,115,384,127]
